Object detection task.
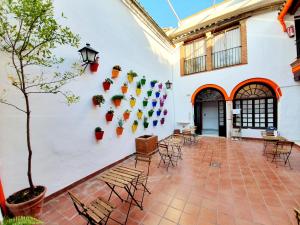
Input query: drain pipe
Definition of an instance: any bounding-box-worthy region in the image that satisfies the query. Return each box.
[278,0,293,32]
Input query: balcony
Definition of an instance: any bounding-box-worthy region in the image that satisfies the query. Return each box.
[212,46,242,69]
[184,55,206,75]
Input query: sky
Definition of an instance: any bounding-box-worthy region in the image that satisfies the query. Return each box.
[138,0,225,28]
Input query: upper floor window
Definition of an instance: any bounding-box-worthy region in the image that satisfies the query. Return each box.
[212,27,241,69]
[184,38,206,74]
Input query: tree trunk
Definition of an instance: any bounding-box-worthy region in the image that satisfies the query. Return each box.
[24,93,34,192]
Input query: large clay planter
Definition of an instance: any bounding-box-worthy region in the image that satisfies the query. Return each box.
[132,124,138,133]
[127,75,134,83]
[123,112,130,121]
[6,186,46,218]
[136,88,141,96]
[106,113,114,122]
[112,99,122,107]
[90,63,99,73]
[112,69,120,79]
[121,86,128,94]
[147,90,152,97]
[103,82,111,91]
[130,99,136,108]
[95,131,104,140]
[135,135,158,155]
[137,111,143,120]
[116,127,124,136]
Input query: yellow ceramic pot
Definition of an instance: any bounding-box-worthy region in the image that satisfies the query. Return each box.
[137,111,143,120]
[130,99,136,108]
[127,74,133,83]
[136,88,141,96]
[132,124,138,133]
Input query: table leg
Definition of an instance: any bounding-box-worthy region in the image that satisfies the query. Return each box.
[107,183,124,202]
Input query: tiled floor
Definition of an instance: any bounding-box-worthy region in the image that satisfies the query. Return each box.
[40,137,300,225]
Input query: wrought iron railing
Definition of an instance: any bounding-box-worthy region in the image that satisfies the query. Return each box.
[184,55,206,75]
[212,46,242,69]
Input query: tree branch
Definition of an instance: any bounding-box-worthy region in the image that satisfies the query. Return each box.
[27,91,58,94]
[0,100,26,113]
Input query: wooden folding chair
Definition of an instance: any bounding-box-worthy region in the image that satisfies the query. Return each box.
[68,192,121,225]
[268,140,294,168]
[157,143,179,171]
[295,208,300,225]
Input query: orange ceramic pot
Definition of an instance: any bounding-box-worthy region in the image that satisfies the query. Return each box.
[113,99,122,107]
[123,112,130,120]
[112,69,120,79]
[121,86,128,94]
[116,127,124,136]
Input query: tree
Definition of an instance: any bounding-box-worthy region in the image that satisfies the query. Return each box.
[0,0,82,194]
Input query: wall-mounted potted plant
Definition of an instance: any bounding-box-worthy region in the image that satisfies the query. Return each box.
[130,95,136,108]
[148,109,154,117]
[159,98,164,107]
[123,109,131,121]
[160,117,165,125]
[140,76,146,86]
[95,127,104,140]
[127,70,138,83]
[152,99,157,107]
[155,91,160,98]
[112,65,121,79]
[103,78,113,91]
[158,83,163,90]
[132,120,138,133]
[143,117,149,129]
[121,82,128,94]
[136,82,142,96]
[163,109,168,115]
[150,80,157,88]
[116,119,124,136]
[153,120,158,127]
[143,97,148,107]
[147,90,152,97]
[157,109,162,116]
[137,109,143,120]
[163,93,167,100]
[90,56,99,73]
[106,108,114,122]
[92,95,105,107]
[111,95,124,107]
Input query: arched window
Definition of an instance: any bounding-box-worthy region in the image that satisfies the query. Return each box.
[233,83,277,129]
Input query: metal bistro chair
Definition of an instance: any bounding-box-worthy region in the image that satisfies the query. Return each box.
[164,135,183,159]
[295,208,300,225]
[134,154,152,200]
[68,192,121,225]
[157,143,179,171]
[268,140,294,169]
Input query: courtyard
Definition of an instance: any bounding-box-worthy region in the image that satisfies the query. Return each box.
[40,137,300,225]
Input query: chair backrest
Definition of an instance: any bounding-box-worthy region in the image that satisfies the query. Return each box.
[68,192,87,216]
[158,143,169,154]
[135,154,151,176]
[276,140,294,152]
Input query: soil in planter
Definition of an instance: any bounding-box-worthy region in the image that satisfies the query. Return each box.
[7,186,45,204]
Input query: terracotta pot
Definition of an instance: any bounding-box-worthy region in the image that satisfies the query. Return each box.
[90,63,99,73]
[112,99,122,107]
[132,124,138,133]
[112,69,120,79]
[130,99,136,108]
[103,82,111,91]
[121,86,128,94]
[123,112,130,120]
[92,97,98,106]
[136,88,142,96]
[116,127,124,136]
[6,186,46,218]
[137,111,143,120]
[127,75,134,83]
[106,113,114,122]
[95,131,104,140]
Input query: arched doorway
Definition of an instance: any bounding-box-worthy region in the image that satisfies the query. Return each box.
[232,83,277,129]
[194,88,227,137]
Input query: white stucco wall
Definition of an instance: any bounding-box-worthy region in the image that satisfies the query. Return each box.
[173,11,300,142]
[0,0,175,196]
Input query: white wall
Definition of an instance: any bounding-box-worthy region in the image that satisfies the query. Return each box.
[0,0,174,196]
[173,11,300,142]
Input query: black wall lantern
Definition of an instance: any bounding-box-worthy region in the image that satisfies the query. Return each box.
[165,80,173,89]
[78,43,99,70]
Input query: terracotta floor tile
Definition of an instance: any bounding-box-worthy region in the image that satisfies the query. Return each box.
[159,218,177,225]
[163,207,182,223]
[179,212,198,225]
[142,212,162,225]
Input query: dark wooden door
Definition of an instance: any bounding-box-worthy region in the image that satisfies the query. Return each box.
[218,101,227,137]
[194,102,202,134]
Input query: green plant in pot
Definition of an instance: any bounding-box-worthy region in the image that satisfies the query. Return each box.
[111,95,124,107]
[0,0,81,217]
[148,109,154,117]
[2,216,42,225]
[92,95,105,106]
[127,70,138,83]
[143,117,149,129]
[140,76,146,86]
[143,97,148,107]
[136,82,142,96]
